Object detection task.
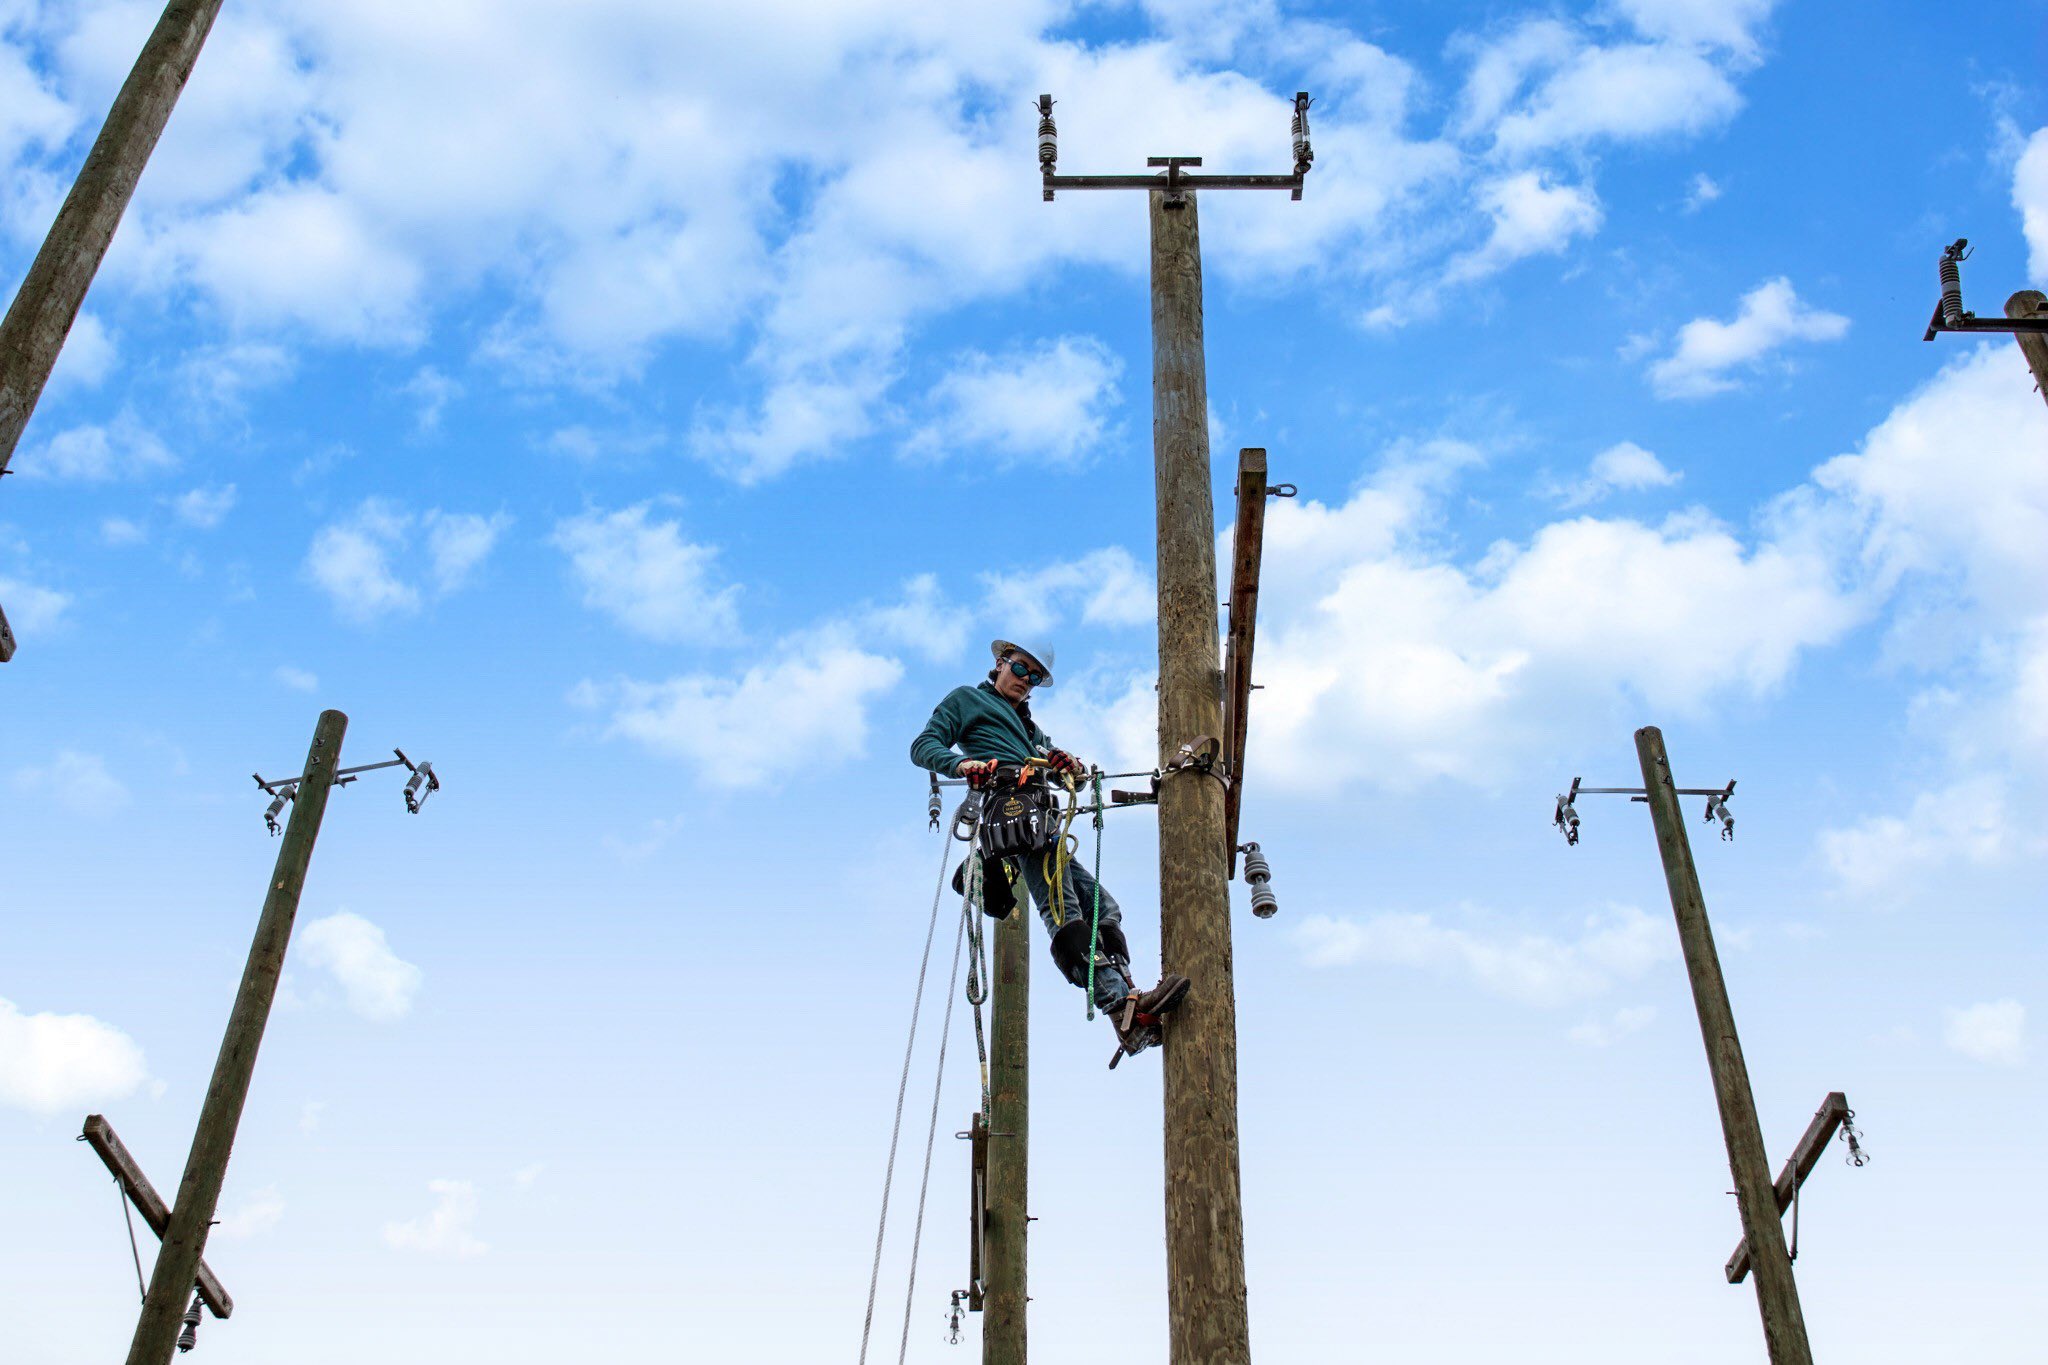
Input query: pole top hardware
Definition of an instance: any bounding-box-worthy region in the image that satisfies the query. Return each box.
[252,746,440,834]
[1554,774,1737,845]
[1038,90,1313,202]
[1923,237,2048,340]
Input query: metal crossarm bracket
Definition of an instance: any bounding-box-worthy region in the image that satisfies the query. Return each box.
[1924,239,2048,340]
[252,746,439,833]
[1038,91,1313,202]
[80,1115,234,1320]
[1555,775,1738,844]
[1726,1092,1866,1283]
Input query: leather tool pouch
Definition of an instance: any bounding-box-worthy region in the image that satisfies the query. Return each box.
[976,769,1058,862]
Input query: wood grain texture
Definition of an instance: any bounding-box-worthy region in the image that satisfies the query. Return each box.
[0,0,226,474]
[126,710,348,1365]
[1152,189,1252,1365]
[1636,727,1812,1365]
[982,904,1030,1363]
[2006,291,2048,406]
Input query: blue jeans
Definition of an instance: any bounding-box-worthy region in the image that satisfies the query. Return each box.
[1012,847,1130,1012]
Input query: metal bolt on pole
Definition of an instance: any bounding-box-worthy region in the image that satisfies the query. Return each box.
[125,710,348,1365]
[1635,726,1813,1365]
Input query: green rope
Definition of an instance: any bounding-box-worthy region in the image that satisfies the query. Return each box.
[1084,769,1104,1022]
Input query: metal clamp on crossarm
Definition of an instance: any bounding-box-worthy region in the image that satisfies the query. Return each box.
[1922,238,2048,340]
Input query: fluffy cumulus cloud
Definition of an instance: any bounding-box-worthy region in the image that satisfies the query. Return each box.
[576,633,905,787]
[0,576,71,633]
[551,503,741,644]
[305,499,506,622]
[979,547,1154,641]
[15,413,174,481]
[299,912,423,1021]
[1247,446,1857,789]
[0,997,149,1115]
[1649,277,1849,397]
[1294,904,1672,1007]
[1,1,1787,470]
[170,483,237,529]
[384,1179,487,1258]
[2013,125,2048,281]
[1818,776,2017,905]
[215,1186,287,1239]
[1944,1000,2027,1067]
[904,337,1123,466]
[1551,440,1682,506]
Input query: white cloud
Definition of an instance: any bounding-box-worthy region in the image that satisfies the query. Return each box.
[299,912,422,1021]
[299,1101,327,1133]
[979,547,1154,641]
[401,365,461,432]
[1683,171,1723,212]
[904,337,1123,466]
[1488,41,1744,157]
[513,1163,544,1190]
[1649,277,1849,398]
[306,500,502,622]
[1553,441,1683,507]
[384,1180,487,1258]
[551,504,740,644]
[16,413,174,481]
[856,574,972,665]
[274,665,319,692]
[2018,127,2048,282]
[1445,171,1603,284]
[1568,1005,1657,1047]
[1819,776,2016,904]
[0,997,149,1115]
[12,750,130,815]
[100,517,147,546]
[1944,1000,2026,1067]
[1608,0,1776,59]
[170,483,237,529]
[1293,904,1671,1007]
[424,510,510,594]
[577,635,904,788]
[215,1186,286,1239]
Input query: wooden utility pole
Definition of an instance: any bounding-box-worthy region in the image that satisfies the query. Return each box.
[1635,726,1812,1365]
[982,904,1031,1364]
[1150,187,1252,1363]
[125,710,347,1365]
[0,0,226,662]
[1041,91,1309,1365]
[2006,291,2048,406]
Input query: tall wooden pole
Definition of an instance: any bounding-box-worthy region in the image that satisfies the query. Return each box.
[1151,187,1252,1364]
[1635,726,1811,1365]
[2006,291,2048,408]
[0,0,226,474]
[126,710,348,1365]
[982,904,1031,1363]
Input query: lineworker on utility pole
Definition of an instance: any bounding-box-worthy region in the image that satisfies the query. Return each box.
[911,637,1191,1059]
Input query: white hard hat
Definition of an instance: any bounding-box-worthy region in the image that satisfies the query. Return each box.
[990,638,1055,686]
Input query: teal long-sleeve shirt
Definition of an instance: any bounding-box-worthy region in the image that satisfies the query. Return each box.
[910,681,1052,776]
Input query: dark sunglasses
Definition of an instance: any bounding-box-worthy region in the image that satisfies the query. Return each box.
[1007,659,1046,686]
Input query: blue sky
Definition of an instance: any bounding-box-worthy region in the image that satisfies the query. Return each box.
[5,0,2047,1359]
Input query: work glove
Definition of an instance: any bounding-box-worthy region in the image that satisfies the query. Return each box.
[959,759,1000,789]
[1045,749,1086,778]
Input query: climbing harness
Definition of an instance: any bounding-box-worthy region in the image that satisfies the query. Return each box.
[1082,770,1105,1021]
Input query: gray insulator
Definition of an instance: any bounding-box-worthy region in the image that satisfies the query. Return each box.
[177,1292,202,1352]
[1291,92,1313,177]
[1037,95,1057,173]
[1939,254,1964,328]
[1241,842,1278,918]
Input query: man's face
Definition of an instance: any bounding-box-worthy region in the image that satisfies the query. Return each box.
[994,652,1043,702]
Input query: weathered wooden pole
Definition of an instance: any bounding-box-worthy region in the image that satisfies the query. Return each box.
[126,710,347,1365]
[2006,291,2048,407]
[0,0,226,475]
[1635,726,1812,1365]
[1151,186,1252,1364]
[982,902,1031,1363]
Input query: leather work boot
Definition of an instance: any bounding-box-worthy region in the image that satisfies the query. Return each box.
[1106,974,1191,1069]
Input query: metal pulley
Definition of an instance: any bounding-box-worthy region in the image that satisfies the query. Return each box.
[1239,842,1278,918]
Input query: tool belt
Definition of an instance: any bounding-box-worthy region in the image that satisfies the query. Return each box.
[976,765,1059,862]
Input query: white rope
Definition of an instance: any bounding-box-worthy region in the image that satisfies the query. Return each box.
[858,832,956,1364]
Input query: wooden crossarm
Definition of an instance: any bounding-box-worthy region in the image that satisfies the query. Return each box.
[1725,1092,1851,1284]
[81,1114,234,1318]
[1221,447,1268,874]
